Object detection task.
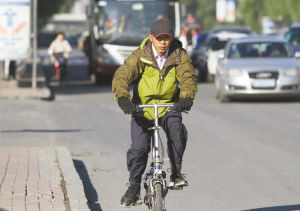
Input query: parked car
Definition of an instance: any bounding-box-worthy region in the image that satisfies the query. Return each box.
[212,25,253,35]
[194,31,209,50]
[192,31,248,82]
[215,35,300,102]
[286,23,300,60]
[191,32,210,82]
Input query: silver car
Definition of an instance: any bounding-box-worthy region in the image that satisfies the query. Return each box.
[215,35,300,102]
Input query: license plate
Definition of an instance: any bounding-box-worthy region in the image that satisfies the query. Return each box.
[252,79,276,88]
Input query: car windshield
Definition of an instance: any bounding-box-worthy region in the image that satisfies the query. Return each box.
[205,37,228,51]
[286,29,300,46]
[96,1,175,45]
[228,41,293,58]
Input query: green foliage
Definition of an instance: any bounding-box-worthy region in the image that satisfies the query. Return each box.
[38,0,74,29]
[238,0,265,32]
[181,0,300,33]
[180,0,217,30]
[239,0,300,33]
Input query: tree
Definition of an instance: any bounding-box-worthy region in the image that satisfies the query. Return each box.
[238,0,300,33]
[38,0,73,29]
[180,0,217,30]
[238,0,265,32]
[180,0,300,33]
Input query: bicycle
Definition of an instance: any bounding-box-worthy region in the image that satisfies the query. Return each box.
[136,104,184,211]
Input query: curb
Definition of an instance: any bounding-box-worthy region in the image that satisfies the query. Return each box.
[0,79,52,100]
[56,147,90,211]
[0,60,52,100]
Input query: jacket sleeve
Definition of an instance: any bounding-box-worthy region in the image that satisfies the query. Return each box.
[176,50,198,99]
[112,48,141,99]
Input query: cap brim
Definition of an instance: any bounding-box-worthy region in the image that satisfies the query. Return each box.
[152,33,174,38]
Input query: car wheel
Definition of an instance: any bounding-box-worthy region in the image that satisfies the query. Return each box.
[219,93,230,103]
[91,73,102,85]
[194,67,200,82]
[215,86,220,99]
[207,74,215,83]
[219,88,230,103]
[214,77,220,99]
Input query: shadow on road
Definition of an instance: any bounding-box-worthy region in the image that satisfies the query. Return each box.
[0,129,89,133]
[243,204,300,211]
[73,159,103,211]
[227,96,300,104]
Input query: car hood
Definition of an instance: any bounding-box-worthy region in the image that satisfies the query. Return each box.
[225,58,299,70]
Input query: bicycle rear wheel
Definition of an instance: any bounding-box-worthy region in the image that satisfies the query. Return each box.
[153,183,164,211]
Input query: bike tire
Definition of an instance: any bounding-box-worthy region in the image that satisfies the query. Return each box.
[153,183,164,211]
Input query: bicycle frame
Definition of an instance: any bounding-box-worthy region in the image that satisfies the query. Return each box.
[138,104,174,210]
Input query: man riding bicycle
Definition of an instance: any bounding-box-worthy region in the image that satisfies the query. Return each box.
[112,18,198,208]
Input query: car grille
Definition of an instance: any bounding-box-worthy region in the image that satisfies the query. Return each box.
[248,71,279,79]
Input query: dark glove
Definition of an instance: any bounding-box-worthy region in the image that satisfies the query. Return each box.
[176,97,193,112]
[117,97,136,114]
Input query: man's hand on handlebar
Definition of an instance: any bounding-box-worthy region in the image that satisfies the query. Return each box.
[118,97,136,114]
[175,97,193,112]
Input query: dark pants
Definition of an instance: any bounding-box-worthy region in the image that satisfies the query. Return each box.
[54,54,68,84]
[127,111,187,186]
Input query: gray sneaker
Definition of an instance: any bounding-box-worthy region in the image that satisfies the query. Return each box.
[169,173,188,189]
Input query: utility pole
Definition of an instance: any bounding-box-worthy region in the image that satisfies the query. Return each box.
[32,0,37,89]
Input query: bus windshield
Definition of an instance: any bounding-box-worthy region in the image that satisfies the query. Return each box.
[96,1,176,45]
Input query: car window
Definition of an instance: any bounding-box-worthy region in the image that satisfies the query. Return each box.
[228,42,293,58]
[286,29,300,46]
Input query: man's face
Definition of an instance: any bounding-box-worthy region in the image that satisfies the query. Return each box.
[150,34,173,56]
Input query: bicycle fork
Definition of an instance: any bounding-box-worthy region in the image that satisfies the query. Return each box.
[143,105,168,210]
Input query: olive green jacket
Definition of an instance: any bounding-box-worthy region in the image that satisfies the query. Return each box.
[112,37,198,119]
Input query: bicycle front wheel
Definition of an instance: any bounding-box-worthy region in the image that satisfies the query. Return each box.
[153,183,164,211]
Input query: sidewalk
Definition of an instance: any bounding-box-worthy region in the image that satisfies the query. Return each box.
[0,61,52,100]
[0,147,89,211]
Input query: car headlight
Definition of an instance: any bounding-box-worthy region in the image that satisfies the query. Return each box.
[284,68,298,76]
[225,68,243,77]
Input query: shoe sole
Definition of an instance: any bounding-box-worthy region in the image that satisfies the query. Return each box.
[169,182,188,190]
[120,199,142,208]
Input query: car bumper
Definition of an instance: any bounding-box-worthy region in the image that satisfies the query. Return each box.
[220,75,300,98]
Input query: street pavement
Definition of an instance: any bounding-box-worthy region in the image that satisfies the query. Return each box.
[0,146,89,211]
[2,48,300,210]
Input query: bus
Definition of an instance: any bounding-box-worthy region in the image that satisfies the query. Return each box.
[85,0,181,84]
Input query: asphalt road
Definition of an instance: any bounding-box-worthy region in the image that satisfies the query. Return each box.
[1,51,300,211]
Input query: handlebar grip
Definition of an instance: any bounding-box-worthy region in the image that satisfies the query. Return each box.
[135,106,144,113]
[169,104,178,112]
[168,104,188,114]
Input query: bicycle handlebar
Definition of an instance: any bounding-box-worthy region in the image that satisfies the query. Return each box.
[135,104,188,114]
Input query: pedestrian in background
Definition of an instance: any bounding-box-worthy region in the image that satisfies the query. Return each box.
[48,32,72,85]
